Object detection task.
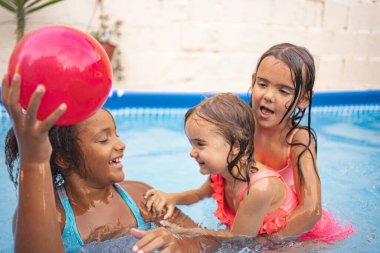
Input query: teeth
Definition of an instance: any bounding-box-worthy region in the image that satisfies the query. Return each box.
[261,106,273,114]
[109,157,122,164]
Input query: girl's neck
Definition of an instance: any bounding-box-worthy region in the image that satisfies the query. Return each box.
[63,175,115,210]
[220,170,237,184]
[221,156,252,183]
[255,121,292,142]
[254,121,295,170]
[221,161,269,193]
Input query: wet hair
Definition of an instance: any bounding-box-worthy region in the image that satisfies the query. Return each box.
[4,108,114,188]
[249,43,319,186]
[185,93,255,183]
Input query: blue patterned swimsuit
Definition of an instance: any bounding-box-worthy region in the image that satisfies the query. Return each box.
[57,183,146,252]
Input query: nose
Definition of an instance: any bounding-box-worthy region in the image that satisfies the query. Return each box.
[189,148,197,158]
[116,139,126,152]
[263,88,275,103]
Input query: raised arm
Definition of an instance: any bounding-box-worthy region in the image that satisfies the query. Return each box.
[274,130,321,240]
[144,178,213,219]
[2,74,66,253]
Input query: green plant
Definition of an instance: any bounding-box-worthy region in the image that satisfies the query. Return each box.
[0,0,64,42]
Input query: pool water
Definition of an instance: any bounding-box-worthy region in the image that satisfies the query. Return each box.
[0,105,379,252]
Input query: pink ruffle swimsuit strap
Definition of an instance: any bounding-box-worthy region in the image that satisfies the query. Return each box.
[210,174,235,227]
[237,170,298,234]
[210,171,298,234]
[276,128,300,189]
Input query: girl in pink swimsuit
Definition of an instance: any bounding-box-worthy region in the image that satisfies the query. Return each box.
[145,43,354,245]
[144,93,300,238]
[249,43,353,242]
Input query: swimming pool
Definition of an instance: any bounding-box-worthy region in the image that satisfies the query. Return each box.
[0,90,379,252]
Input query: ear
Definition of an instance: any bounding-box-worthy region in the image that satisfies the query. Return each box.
[298,91,313,110]
[231,141,240,157]
[55,155,70,172]
[251,73,256,87]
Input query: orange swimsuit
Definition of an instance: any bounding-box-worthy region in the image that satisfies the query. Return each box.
[210,170,298,234]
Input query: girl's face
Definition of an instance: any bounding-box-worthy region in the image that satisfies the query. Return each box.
[76,109,126,187]
[251,56,296,129]
[185,115,232,176]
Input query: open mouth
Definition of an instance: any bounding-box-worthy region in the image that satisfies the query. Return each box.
[109,157,123,169]
[260,105,274,115]
[197,160,205,166]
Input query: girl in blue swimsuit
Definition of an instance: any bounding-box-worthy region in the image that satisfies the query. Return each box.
[2,74,216,253]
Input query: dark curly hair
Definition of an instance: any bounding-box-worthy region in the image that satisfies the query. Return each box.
[4,114,97,188]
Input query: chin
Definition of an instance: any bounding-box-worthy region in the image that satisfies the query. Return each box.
[199,168,210,175]
[112,172,125,183]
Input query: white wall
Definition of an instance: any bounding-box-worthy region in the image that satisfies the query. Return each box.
[0,0,379,92]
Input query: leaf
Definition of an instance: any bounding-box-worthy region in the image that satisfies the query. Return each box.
[0,0,17,12]
[25,0,63,14]
[25,0,47,9]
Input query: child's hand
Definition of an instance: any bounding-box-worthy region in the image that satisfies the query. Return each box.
[144,189,176,219]
[131,227,183,253]
[1,74,66,165]
[160,220,200,236]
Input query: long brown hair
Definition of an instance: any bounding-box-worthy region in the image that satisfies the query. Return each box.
[249,43,319,186]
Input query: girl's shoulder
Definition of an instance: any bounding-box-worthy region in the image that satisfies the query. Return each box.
[53,189,68,232]
[243,173,283,207]
[119,180,153,196]
[118,180,154,221]
[291,127,316,145]
[249,166,283,189]
[288,127,317,163]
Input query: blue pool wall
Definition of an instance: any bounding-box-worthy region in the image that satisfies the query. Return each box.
[104,90,380,109]
[0,90,379,112]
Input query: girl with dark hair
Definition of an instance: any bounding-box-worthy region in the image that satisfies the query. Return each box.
[141,93,299,240]
[2,74,217,253]
[249,43,353,242]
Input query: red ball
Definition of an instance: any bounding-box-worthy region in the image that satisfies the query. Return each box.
[8,25,112,125]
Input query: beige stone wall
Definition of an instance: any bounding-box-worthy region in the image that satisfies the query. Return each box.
[0,0,379,92]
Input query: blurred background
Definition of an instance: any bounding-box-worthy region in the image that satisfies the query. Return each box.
[0,0,379,92]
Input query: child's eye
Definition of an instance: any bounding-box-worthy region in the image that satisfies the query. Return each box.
[258,82,267,88]
[197,142,206,147]
[98,139,109,144]
[279,89,291,95]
